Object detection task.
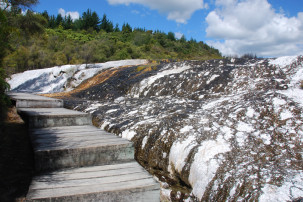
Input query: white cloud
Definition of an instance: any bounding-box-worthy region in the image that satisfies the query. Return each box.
[58,8,66,16]
[58,8,80,21]
[67,11,80,21]
[107,0,206,23]
[175,32,183,39]
[131,10,140,14]
[205,0,303,57]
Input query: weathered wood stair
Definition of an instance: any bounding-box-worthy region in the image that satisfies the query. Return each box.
[8,92,160,201]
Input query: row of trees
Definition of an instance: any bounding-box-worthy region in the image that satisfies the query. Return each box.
[42,9,190,42]
[2,8,221,73]
[4,27,221,73]
[42,9,130,33]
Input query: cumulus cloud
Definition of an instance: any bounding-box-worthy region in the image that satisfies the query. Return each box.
[107,0,206,23]
[58,8,80,21]
[175,32,184,39]
[58,8,66,16]
[206,0,303,57]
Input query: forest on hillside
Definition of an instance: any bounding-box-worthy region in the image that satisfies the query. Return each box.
[3,8,222,75]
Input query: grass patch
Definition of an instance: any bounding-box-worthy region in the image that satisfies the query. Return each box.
[136,65,157,72]
[136,60,161,72]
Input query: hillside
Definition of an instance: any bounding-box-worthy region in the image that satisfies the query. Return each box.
[8,56,303,201]
[2,10,221,75]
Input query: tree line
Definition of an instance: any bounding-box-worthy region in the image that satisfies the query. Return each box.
[44,9,118,32]
[3,8,221,73]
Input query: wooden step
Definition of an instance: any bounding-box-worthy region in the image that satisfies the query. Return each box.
[26,162,160,202]
[7,93,160,201]
[30,126,134,172]
[8,92,63,108]
[17,108,92,128]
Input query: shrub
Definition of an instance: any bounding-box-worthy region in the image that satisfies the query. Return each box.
[0,68,10,128]
[300,80,303,89]
[0,10,10,128]
[117,49,130,60]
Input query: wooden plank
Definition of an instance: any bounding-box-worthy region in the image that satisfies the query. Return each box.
[27,178,159,199]
[30,125,101,134]
[33,165,145,181]
[8,93,61,101]
[34,138,132,151]
[30,172,153,189]
[37,161,139,175]
[30,127,105,135]
[18,107,89,116]
[31,132,120,141]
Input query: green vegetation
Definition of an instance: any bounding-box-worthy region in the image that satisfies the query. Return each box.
[2,8,221,74]
[0,9,9,126]
[1,0,42,126]
[300,80,303,89]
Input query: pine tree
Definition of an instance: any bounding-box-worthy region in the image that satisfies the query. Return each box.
[167,32,176,41]
[122,23,132,33]
[63,15,73,29]
[56,14,63,27]
[41,10,49,22]
[82,9,100,31]
[100,14,113,32]
[180,35,186,43]
[114,23,120,32]
[48,15,56,28]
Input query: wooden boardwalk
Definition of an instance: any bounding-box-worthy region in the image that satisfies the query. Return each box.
[8,93,160,201]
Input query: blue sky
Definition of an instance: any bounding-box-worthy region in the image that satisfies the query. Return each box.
[33,0,303,57]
